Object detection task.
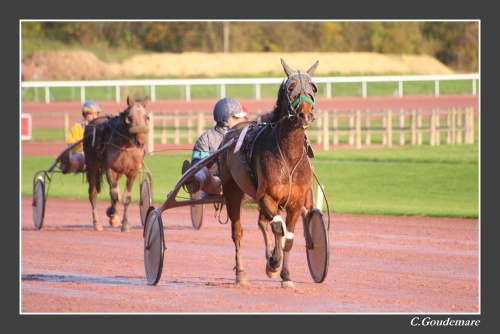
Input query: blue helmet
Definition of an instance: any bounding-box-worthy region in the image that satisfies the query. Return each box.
[82,101,101,119]
[213,98,246,126]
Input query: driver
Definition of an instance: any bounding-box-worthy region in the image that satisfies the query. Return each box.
[60,101,101,174]
[182,97,247,196]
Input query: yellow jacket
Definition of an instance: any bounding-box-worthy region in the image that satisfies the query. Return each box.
[67,119,87,155]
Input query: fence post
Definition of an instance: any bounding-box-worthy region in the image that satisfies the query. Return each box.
[322,111,329,151]
[64,112,69,142]
[348,111,355,146]
[464,107,473,144]
[446,108,453,144]
[355,109,361,149]
[435,108,441,146]
[161,114,167,144]
[430,108,436,146]
[399,108,405,146]
[315,185,324,210]
[456,110,463,144]
[365,110,371,145]
[382,111,387,146]
[386,109,393,148]
[410,109,416,145]
[417,109,422,146]
[197,112,204,135]
[147,112,154,154]
[332,111,338,146]
[450,108,457,144]
[468,107,474,144]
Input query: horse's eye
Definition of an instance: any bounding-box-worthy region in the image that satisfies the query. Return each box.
[310,82,318,93]
[288,82,296,92]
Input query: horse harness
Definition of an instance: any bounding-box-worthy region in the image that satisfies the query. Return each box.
[233,121,313,193]
[89,116,146,157]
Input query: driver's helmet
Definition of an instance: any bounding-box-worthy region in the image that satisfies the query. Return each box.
[81,101,101,119]
[213,98,246,127]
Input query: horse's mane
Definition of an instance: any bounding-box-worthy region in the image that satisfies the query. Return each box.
[266,80,286,123]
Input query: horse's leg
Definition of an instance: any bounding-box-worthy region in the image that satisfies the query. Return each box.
[86,171,102,231]
[258,195,284,279]
[257,214,273,260]
[223,179,248,286]
[105,171,121,227]
[279,209,301,289]
[120,174,137,232]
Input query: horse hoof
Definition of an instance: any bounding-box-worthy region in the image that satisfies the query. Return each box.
[235,271,250,286]
[266,261,281,279]
[235,278,250,287]
[109,215,120,227]
[281,281,295,289]
[121,222,132,232]
[93,223,103,232]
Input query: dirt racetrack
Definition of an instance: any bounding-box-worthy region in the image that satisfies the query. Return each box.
[21,195,478,314]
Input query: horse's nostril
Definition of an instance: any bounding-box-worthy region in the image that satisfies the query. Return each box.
[298,112,314,122]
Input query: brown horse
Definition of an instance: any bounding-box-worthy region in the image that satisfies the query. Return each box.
[83,96,150,232]
[219,58,319,288]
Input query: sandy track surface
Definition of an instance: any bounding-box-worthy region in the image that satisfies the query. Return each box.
[21,195,478,314]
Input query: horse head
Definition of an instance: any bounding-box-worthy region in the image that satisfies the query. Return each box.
[280,58,319,129]
[124,95,150,135]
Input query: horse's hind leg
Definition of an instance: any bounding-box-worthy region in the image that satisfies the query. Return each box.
[223,180,248,286]
[87,173,103,231]
[120,175,136,232]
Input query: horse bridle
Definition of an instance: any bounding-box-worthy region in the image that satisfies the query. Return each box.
[103,113,146,150]
[283,70,318,121]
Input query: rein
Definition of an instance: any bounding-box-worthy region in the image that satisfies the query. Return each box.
[273,71,315,209]
[274,128,307,210]
[103,116,146,150]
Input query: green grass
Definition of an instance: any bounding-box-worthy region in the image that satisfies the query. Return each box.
[21,144,479,218]
[21,76,478,103]
[313,144,478,217]
[21,80,477,103]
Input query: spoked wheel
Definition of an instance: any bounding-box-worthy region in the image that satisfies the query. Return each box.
[32,176,46,230]
[139,178,153,227]
[143,208,165,285]
[190,191,204,230]
[305,208,329,283]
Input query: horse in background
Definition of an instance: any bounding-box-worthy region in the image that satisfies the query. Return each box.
[83,96,150,232]
[219,58,319,288]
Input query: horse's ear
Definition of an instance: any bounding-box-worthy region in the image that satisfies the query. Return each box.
[307,60,319,76]
[142,96,149,107]
[127,95,134,108]
[280,58,294,77]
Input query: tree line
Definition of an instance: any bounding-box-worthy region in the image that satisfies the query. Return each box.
[22,21,479,73]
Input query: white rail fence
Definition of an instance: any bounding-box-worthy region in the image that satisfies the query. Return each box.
[33,107,473,151]
[141,107,474,153]
[21,74,479,104]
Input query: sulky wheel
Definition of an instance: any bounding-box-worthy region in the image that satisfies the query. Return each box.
[32,176,46,230]
[139,178,153,227]
[190,191,205,230]
[143,208,165,285]
[305,208,330,283]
